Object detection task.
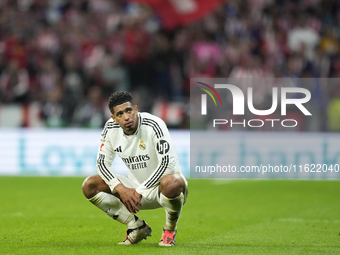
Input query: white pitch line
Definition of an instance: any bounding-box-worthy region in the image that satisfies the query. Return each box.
[278,218,340,224]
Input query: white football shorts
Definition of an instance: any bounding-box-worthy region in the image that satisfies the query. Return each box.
[116,174,188,210]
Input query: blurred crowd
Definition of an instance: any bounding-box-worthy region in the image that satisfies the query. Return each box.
[1,0,340,131]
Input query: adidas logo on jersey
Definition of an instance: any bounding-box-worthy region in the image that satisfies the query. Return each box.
[114,146,122,152]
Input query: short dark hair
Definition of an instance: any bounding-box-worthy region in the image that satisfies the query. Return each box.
[108,91,133,114]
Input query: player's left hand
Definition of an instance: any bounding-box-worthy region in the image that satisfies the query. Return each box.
[115,184,143,214]
[134,190,142,202]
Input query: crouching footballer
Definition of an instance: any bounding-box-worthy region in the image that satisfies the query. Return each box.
[82,92,188,246]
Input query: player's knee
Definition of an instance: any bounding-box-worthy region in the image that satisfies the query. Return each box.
[160,174,185,198]
[82,175,99,199]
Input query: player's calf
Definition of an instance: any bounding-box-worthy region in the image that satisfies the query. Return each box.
[158,174,187,246]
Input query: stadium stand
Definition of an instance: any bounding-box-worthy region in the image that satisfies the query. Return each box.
[0,0,339,131]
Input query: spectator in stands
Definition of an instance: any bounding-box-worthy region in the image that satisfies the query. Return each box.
[151,32,176,100]
[320,25,340,56]
[73,86,107,128]
[287,15,320,61]
[0,59,30,103]
[122,17,151,90]
[41,85,75,127]
[61,51,85,104]
[327,86,340,132]
[101,53,130,95]
[36,57,61,99]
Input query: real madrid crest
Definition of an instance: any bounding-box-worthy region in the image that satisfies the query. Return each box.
[139,140,146,150]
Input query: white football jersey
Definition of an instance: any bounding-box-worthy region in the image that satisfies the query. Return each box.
[96,112,186,198]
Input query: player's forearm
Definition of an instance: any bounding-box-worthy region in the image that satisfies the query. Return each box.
[115,184,141,199]
[96,166,121,193]
[96,152,121,193]
[114,183,128,194]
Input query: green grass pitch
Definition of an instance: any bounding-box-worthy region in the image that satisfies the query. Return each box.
[1,177,339,255]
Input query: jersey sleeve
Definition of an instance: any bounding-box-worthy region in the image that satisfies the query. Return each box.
[136,117,177,198]
[96,123,121,193]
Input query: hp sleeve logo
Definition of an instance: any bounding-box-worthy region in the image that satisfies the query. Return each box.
[157,140,170,155]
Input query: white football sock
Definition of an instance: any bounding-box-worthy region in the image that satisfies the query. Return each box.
[88,191,143,229]
[159,192,184,231]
